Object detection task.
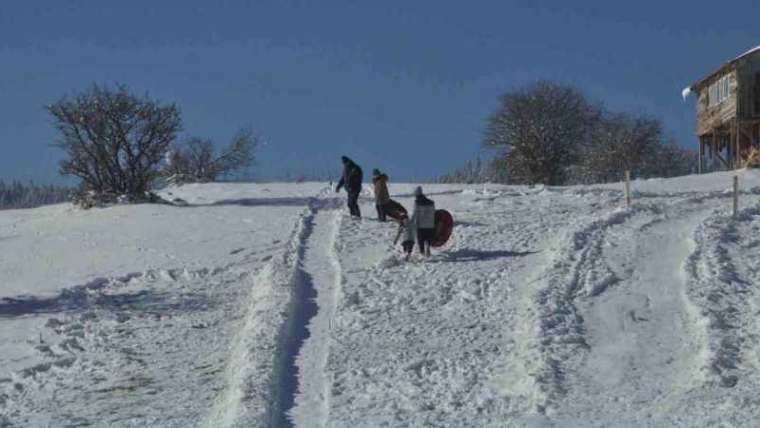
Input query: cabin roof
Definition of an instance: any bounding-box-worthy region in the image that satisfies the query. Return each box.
[689,46,760,92]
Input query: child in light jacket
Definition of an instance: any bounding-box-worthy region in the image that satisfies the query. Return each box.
[400,216,416,260]
[411,186,435,256]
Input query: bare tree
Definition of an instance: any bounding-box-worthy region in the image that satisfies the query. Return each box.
[166,128,259,183]
[645,140,698,178]
[484,81,599,185]
[48,84,182,199]
[576,113,663,183]
[165,138,216,182]
[574,113,697,183]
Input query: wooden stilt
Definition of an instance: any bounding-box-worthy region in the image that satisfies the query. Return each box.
[728,130,733,169]
[698,138,703,174]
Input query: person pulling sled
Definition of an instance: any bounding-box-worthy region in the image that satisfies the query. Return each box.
[372,169,390,222]
[336,156,363,218]
[372,169,408,223]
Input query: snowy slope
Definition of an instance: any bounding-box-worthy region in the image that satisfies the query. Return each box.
[2,170,760,427]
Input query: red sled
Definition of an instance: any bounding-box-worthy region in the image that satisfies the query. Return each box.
[432,209,454,248]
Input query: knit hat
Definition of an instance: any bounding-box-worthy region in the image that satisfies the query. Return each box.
[341,156,350,164]
[413,186,423,197]
[372,168,381,177]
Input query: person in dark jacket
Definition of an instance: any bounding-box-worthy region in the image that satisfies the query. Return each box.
[411,186,435,256]
[336,156,363,217]
[372,169,390,222]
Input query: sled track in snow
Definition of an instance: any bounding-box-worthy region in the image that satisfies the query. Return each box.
[203,203,312,428]
[268,204,320,428]
[271,199,342,428]
[521,203,665,412]
[204,187,341,428]
[286,208,342,427]
[519,195,730,415]
[547,197,722,426]
[684,200,760,389]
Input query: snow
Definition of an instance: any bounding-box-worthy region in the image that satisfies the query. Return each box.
[735,45,760,61]
[0,182,326,299]
[2,171,760,427]
[682,86,692,100]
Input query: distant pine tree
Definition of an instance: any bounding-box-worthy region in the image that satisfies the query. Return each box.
[0,180,71,210]
[438,156,508,183]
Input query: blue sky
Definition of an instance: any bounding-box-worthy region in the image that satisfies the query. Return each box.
[0,0,758,183]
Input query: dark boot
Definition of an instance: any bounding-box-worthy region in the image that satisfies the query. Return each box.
[376,204,386,222]
[347,191,361,217]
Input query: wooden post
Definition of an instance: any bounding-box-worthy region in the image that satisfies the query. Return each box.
[733,175,739,218]
[624,170,631,208]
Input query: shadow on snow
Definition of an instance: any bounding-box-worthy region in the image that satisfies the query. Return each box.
[438,248,538,263]
[178,197,316,208]
[0,277,216,319]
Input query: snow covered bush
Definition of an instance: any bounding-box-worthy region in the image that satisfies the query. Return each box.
[48,84,182,201]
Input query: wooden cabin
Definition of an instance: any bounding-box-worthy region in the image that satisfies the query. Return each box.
[685,46,760,172]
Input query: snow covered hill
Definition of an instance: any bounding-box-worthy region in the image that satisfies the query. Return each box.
[1,171,760,427]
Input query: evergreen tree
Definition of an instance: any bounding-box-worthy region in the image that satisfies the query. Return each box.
[0,180,71,210]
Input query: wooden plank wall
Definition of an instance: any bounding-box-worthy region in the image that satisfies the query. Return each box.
[696,69,738,135]
[735,55,760,119]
